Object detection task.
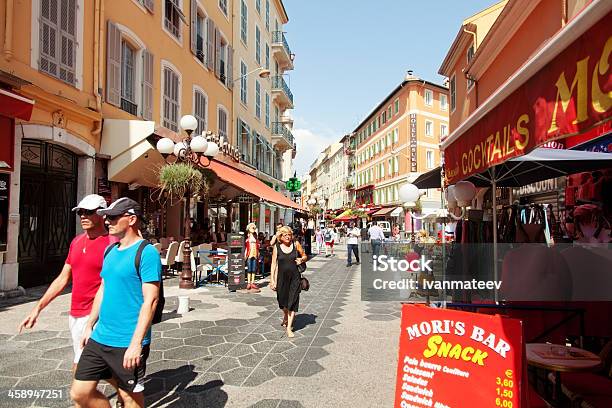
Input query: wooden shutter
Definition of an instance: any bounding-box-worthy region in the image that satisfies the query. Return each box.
[142,49,154,120]
[214,27,221,79]
[206,18,215,70]
[59,0,77,84]
[143,0,154,12]
[39,0,59,77]
[227,45,233,89]
[106,20,121,106]
[190,0,197,55]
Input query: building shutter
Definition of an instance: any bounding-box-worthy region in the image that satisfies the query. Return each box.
[39,0,59,78]
[59,0,77,85]
[227,45,233,89]
[106,20,121,106]
[214,27,221,79]
[206,18,215,70]
[190,0,197,55]
[142,49,154,120]
[143,0,154,12]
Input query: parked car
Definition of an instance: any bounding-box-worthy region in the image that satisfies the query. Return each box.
[376,220,391,238]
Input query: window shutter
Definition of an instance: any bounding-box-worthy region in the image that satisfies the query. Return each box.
[227,45,233,89]
[106,20,121,106]
[143,0,154,12]
[39,0,59,78]
[59,0,77,85]
[142,49,154,120]
[206,18,215,70]
[190,0,197,55]
[214,27,221,79]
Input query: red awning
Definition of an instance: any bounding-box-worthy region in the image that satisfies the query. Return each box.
[208,160,300,210]
[0,89,34,120]
[372,207,396,217]
[442,6,612,185]
[333,215,357,222]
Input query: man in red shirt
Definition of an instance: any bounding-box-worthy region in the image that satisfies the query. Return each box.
[19,194,117,371]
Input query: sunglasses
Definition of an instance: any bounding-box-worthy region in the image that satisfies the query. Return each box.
[77,209,98,216]
[104,213,131,221]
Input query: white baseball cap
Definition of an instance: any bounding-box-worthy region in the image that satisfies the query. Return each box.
[72,194,108,211]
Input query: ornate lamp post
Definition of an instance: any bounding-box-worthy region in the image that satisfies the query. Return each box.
[156,114,220,289]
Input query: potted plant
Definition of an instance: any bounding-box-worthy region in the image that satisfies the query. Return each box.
[154,162,211,204]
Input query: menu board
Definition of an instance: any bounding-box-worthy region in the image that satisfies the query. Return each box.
[227,233,246,291]
[394,305,524,408]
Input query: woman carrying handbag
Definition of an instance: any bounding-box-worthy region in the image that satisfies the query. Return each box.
[269,226,308,338]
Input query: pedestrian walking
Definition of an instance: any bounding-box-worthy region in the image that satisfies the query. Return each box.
[269,226,307,338]
[346,222,361,267]
[71,197,161,408]
[324,226,337,257]
[18,194,117,373]
[368,222,385,259]
[314,227,324,254]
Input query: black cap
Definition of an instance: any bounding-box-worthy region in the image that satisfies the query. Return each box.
[97,197,141,217]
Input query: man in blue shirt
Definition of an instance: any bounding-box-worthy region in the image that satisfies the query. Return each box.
[71,198,161,408]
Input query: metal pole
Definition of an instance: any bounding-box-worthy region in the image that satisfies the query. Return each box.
[179,185,194,289]
[492,167,498,303]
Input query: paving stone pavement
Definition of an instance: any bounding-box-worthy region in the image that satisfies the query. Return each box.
[0,247,399,407]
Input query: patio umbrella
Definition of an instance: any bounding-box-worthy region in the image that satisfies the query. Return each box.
[414,148,612,188]
[413,148,612,301]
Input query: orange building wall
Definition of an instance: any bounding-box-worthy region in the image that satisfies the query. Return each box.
[476,0,563,102]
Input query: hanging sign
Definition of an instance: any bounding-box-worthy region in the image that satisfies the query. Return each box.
[444,12,612,184]
[394,304,524,408]
[0,173,9,252]
[410,114,418,172]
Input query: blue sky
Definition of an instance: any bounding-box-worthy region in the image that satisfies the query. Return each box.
[282,0,499,175]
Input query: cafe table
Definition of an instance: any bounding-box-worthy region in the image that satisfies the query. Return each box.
[526,343,602,406]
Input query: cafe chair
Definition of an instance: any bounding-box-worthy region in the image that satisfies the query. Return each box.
[160,237,170,250]
[152,243,162,254]
[161,241,179,276]
[175,240,188,269]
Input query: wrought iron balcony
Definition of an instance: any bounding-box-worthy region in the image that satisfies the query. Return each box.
[271,76,294,109]
[271,122,294,152]
[272,31,293,70]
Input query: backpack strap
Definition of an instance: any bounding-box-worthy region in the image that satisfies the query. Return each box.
[103,242,120,258]
[134,240,150,279]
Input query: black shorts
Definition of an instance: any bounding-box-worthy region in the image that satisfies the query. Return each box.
[75,339,150,392]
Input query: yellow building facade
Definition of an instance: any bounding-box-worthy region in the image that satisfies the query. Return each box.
[0,0,244,291]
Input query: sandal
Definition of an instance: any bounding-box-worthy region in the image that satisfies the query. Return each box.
[281,319,288,327]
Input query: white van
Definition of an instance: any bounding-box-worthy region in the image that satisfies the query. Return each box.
[376,221,391,238]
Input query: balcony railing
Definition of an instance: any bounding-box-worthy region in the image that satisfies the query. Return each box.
[272,31,292,59]
[121,98,138,116]
[271,76,294,106]
[272,122,294,146]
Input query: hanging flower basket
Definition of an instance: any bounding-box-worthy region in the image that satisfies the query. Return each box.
[155,162,205,205]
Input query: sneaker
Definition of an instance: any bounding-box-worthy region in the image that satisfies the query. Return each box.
[355,261,360,265]
[346,263,351,267]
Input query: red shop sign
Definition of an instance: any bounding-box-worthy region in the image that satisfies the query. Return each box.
[394,305,525,408]
[444,12,612,185]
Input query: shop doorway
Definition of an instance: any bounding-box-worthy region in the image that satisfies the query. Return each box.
[18,140,77,288]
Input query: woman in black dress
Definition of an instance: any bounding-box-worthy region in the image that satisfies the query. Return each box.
[270,226,307,338]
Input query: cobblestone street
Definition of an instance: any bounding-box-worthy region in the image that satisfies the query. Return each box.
[0,249,399,408]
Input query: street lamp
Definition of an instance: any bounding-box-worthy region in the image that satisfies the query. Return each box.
[155,114,220,289]
[233,67,271,83]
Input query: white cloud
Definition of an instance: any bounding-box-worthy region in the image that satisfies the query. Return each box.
[292,127,338,176]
